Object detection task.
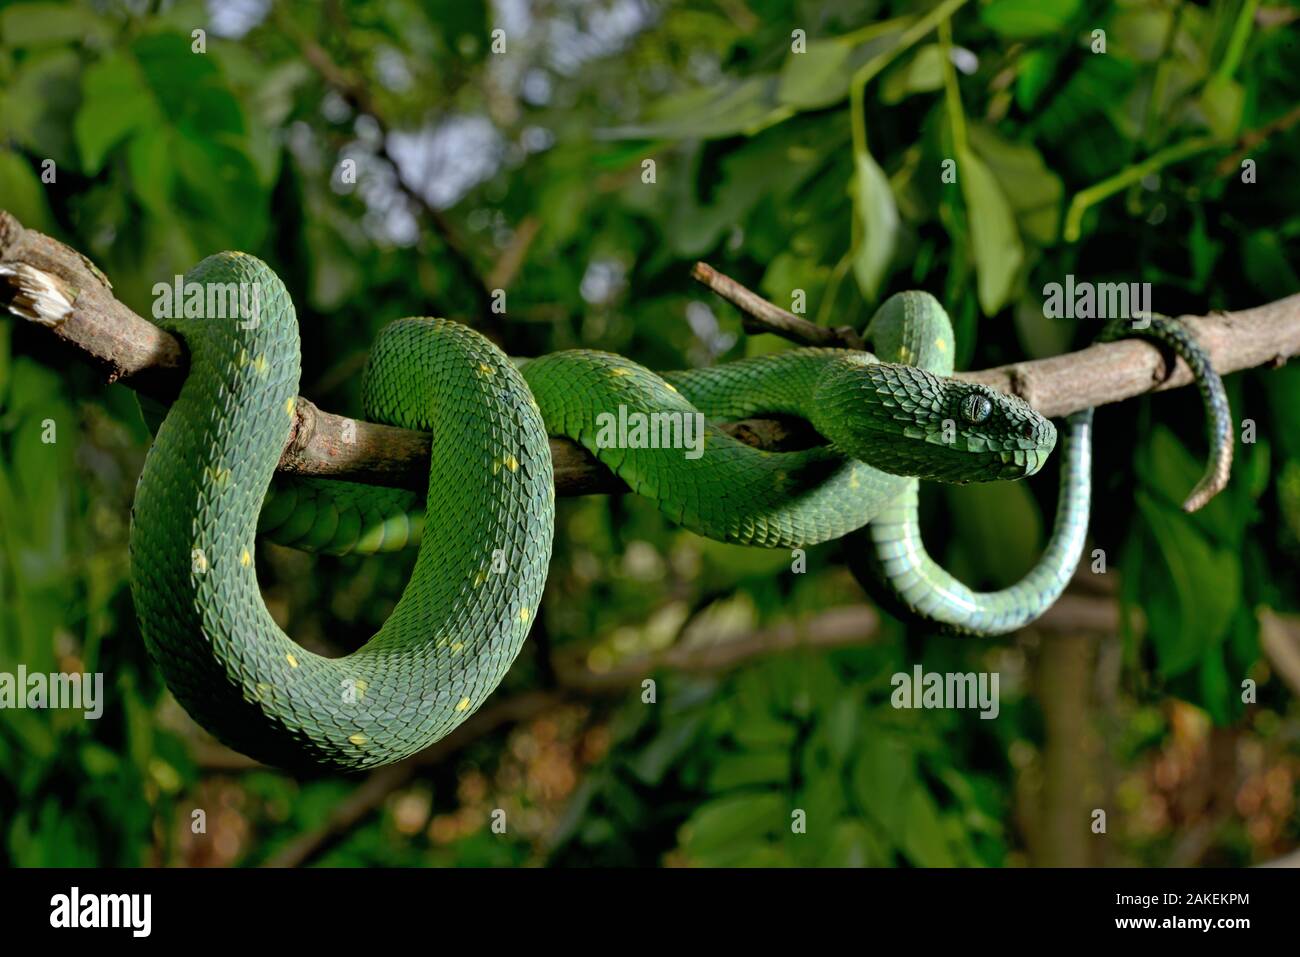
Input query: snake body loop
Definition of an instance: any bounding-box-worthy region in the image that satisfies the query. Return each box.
[130,256,1231,768]
[131,253,552,769]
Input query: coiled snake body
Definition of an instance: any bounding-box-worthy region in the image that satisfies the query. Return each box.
[130,254,1230,769]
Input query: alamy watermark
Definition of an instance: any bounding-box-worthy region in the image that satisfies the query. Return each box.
[1042,274,1151,328]
[152,275,263,328]
[0,666,103,719]
[50,887,150,937]
[595,404,706,460]
[891,665,999,719]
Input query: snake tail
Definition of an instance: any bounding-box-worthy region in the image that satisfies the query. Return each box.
[1100,317,1233,512]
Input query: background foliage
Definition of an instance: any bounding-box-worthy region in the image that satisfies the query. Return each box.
[1,0,1298,867]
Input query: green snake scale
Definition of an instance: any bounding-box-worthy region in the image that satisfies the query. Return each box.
[129,253,1231,769]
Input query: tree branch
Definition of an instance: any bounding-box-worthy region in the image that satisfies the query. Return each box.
[690,261,866,349]
[4,211,1299,497]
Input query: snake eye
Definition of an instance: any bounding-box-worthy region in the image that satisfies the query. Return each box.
[961,394,992,425]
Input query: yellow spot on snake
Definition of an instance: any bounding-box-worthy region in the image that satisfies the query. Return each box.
[478,362,496,377]
[238,348,249,367]
[519,607,531,623]
[255,683,271,700]
[934,338,947,351]
[456,697,471,712]
[285,397,296,416]
[286,653,298,668]
[664,382,678,393]
[349,733,368,746]
[898,346,913,363]
[474,569,488,588]
[849,469,861,490]
[240,547,252,567]
[252,354,268,375]
[503,454,519,472]
[451,641,465,653]
[355,679,368,697]
[609,367,630,377]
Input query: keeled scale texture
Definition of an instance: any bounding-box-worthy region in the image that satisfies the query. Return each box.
[130,267,1229,766]
[130,253,552,769]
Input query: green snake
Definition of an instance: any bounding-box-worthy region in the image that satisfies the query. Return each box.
[130,253,1231,769]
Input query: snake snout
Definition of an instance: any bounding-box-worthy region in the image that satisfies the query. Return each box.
[1003,415,1056,479]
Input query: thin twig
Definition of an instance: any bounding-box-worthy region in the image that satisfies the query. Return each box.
[1214,103,1300,177]
[690,261,865,349]
[274,6,499,330]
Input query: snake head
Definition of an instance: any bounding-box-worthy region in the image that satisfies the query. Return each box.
[812,361,1057,483]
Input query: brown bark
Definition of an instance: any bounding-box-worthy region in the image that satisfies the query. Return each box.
[5,210,1299,496]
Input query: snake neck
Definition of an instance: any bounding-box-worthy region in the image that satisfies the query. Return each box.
[867,410,1093,636]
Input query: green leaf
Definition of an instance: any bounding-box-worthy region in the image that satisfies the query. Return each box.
[126,128,174,216]
[600,75,791,140]
[1012,295,1073,360]
[172,137,269,249]
[1197,77,1244,141]
[968,124,1063,245]
[901,782,958,866]
[74,54,156,173]
[732,713,797,750]
[881,44,945,104]
[680,792,785,858]
[0,150,54,233]
[824,695,860,763]
[1198,647,1231,725]
[1134,487,1239,676]
[778,39,854,109]
[629,714,703,785]
[851,149,899,301]
[852,731,915,836]
[825,821,891,866]
[1030,55,1135,146]
[706,751,791,791]
[2,50,83,170]
[133,33,243,139]
[0,2,106,46]
[80,742,121,777]
[957,146,1023,315]
[1015,49,1056,112]
[1108,7,1176,62]
[980,0,1082,39]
